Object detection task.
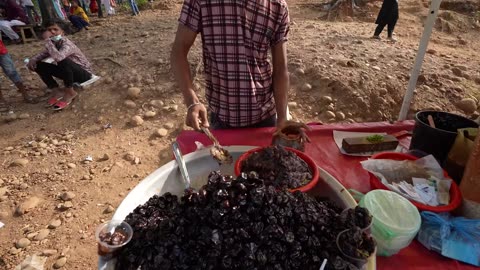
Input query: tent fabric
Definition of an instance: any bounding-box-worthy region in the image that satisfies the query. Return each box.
[176,121,478,270]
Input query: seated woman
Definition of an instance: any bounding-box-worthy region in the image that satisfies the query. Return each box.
[27,20,99,111]
[69,1,89,31]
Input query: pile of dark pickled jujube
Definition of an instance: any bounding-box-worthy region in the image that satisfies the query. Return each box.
[116,172,375,270]
[241,146,312,189]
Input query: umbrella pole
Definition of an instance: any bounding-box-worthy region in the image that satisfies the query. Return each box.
[398,0,443,121]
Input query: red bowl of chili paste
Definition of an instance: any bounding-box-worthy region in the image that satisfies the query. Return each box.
[235,146,320,193]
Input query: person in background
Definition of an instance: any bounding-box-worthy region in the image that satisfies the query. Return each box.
[89,0,99,14]
[4,0,29,23]
[27,20,99,111]
[171,0,290,130]
[372,0,399,41]
[128,0,140,16]
[53,0,67,19]
[20,0,40,25]
[0,4,26,43]
[69,0,89,31]
[77,0,89,14]
[101,0,115,16]
[0,39,38,108]
[61,0,70,14]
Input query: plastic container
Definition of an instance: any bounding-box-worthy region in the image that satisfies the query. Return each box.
[234,146,320,192]
[99,146,376,270]
[369,152,462,212]
[359,190,421,256]
[336,228,376,268]
[95,220,133,260]
[410,111,478,164]
[340,207,373,233]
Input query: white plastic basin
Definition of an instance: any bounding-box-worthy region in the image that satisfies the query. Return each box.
[99,146,376,270]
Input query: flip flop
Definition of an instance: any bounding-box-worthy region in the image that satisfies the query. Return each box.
[52,95,77,111]
[47,96,63,107]
[52,100,71,111]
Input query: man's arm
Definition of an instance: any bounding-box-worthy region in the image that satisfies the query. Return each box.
[272,41,289,127]
[171,24,208,130]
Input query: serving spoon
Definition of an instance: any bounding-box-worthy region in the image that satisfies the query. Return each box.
[200,126,233,165]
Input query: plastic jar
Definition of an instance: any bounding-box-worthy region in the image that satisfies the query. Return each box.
[359,190,421,256]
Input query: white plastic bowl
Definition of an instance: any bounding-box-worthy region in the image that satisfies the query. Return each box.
[99,146,376,270]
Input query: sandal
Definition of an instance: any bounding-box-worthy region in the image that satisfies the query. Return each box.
[52,94,77,111]
[47,96,63,107]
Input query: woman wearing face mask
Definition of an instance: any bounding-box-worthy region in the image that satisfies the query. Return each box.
[27,20,99,110]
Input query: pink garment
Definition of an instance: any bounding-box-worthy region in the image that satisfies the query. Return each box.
[30,37,93,73]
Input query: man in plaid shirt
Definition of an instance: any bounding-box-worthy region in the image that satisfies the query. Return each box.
[171,0,290,130]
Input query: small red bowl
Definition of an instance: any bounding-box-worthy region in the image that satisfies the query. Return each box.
[368,152,462,212]
[234,147,320,193]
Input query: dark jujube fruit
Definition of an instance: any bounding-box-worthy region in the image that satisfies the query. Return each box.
[241,146,313,189]
[115,171,374,270]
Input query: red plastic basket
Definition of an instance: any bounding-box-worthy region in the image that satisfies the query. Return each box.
[234,147,320,193]
[368,152,462,212]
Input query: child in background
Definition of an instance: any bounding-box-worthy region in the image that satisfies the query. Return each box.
[27,20,99,111]
[69,1,89,31]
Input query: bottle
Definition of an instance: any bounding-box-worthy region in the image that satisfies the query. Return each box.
[24,58,30,71]
[460,128,480,203]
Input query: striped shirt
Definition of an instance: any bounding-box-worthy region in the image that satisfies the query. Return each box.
[179,0,290,127]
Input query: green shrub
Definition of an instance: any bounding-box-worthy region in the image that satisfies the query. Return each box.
[136,0,149,9]
[117,0,149,12]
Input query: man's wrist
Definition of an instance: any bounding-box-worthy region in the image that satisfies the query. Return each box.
[187,102,202,111]
[183,89,199,106]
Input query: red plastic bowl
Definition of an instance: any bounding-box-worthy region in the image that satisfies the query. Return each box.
[368,152,462,212]
[234,147,320,193]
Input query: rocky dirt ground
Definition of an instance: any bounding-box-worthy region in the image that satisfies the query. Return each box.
[0,0,479,269]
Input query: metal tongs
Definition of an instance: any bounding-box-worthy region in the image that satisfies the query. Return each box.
[172,141,191,189]
[200,126,233,165]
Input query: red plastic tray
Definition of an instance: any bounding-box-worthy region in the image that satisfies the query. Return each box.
[369,152,462,212]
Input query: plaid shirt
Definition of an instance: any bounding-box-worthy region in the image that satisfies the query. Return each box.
[179,0,290,127]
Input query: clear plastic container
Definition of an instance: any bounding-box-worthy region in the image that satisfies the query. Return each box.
[95,220,133,260]
[359,190,421,256]
[340,207,373,233]
[336,228,374,268]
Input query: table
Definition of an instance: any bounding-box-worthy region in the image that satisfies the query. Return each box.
[176,121,477,270]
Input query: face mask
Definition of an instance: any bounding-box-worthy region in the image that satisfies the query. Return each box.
[51,35,62,42]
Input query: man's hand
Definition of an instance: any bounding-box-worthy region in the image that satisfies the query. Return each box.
[42,31,53,40]
[186,103,209,131]
[26,60,37,71]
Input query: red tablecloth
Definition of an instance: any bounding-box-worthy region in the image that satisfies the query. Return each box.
[176,121,477,270]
